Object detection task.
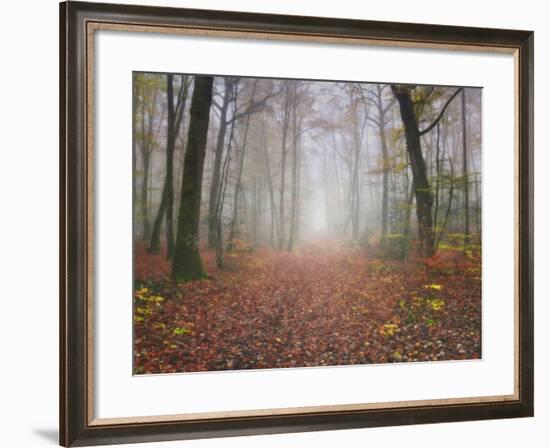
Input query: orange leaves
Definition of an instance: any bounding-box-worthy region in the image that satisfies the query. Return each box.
[133,240,481,374]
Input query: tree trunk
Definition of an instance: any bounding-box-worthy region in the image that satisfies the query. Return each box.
[391,85,435,257]
[461,89,470,249]
[351,125,361,241]
[215,113,237,269]
[401,178,416,260]
[132,75,139,238]
[148,180,167,254]
[278,81,293,249]
[228,83,256,249]
[137,75,159,242]
[141,153,151,241]
[376,93,390,242]
[208,79,231,248]
[165,75,176,259]
[261,121,278,247]
[171,76,214,282]
[287,92,299,251]
[148,75,185,257]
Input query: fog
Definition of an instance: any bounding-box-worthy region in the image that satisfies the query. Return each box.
[134,73,481,257]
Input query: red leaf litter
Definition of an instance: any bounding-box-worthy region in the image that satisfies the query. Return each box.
[133,241,481,374]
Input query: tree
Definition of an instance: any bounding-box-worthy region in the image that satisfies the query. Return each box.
[213,84,239,268]
[228,81,257,249]
[208,79,281,248]
[134,73,163,241]
[171,76,214,282]
[149,75,188,256]
[364,84,395,245]
[208,78,233,248]
[347,87,368,241]
[287,83,301,250]
[278,81,295,249]
[391,85,461,256]
[461,88,470,250]
[260,111,279,246]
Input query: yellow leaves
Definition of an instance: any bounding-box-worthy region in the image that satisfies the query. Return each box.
[136,306,152,316]
[134,288,167,324]
[428,299,445,311]
[135,287,165,303]
[136,287,149,296]
[412,291,445,312]
[380,323,399,337]
[392,350,402,361]
[424,284,443,291]
[172,327,191,336]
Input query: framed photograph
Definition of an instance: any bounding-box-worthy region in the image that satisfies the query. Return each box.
[60,1,534,446]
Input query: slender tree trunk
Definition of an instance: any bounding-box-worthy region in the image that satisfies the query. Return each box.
[294,145,302,243]
[323,145,331,231]
[228,111,252,248]
[171,76,214,282]
[279,147,287,249]
[287,93,299,251]
[133,75,139,238]
[253,170,261,245]
[228,83,257,248]
[377,108,390,241]
[148,75,185,257]
[401,178,416,260]
[208,80,231,248]
[215,111,237,269]
[435,157,455,249]
[262,128,278,247]
[148,181,167,254]
[141,153,151,240]
[461,89,470,249]
[137,76,158,242]
[474,171,481,234]
[433,124,442,238]
[278,82,292,249]
[351,130,361,241]
[165,75,176,259]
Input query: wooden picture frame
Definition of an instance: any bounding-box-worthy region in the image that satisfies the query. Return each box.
[60,1,534,446]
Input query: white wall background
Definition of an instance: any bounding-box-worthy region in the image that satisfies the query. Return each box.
[0,0,545,446]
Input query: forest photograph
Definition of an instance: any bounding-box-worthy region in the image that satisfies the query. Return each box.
[132,72,482,375]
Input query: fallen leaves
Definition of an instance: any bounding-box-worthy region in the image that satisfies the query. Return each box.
[133,240,481,374]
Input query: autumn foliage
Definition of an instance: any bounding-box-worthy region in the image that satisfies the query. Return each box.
[133,240,481,374]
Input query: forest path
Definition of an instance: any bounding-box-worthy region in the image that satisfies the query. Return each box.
[133,241,481,373]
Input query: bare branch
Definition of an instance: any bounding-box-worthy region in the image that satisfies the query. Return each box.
[419,88,462,136]
[227,88,282,124]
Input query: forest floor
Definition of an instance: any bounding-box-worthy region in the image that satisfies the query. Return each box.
[133,240,481,374]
